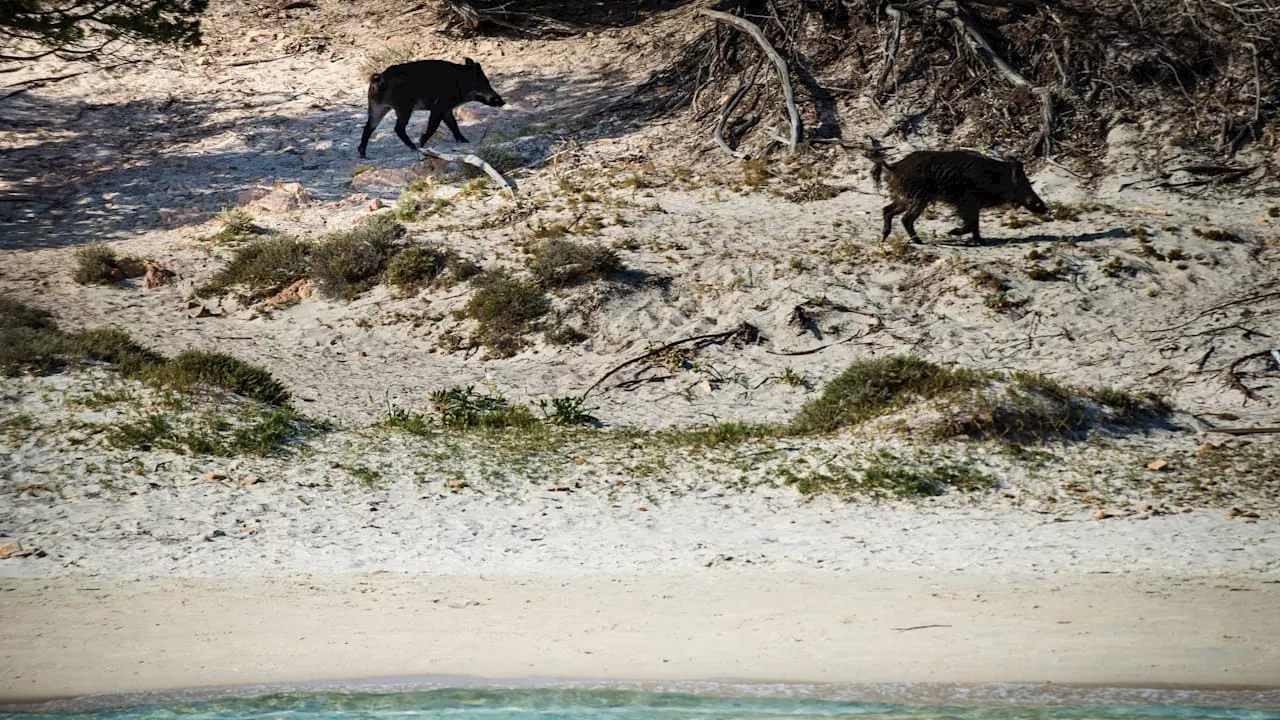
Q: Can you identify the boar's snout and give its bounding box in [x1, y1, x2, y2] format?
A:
[486, 93, 506, 107]
[1024, 192, 1048, 215]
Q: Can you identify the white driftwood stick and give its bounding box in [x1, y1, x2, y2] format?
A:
[699, 8, 801, 153]
[420, 148, 517, 192]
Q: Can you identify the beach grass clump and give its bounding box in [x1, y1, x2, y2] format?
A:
[207, 208, 263, 243]
[665, 421, 781, 448]
[73, 243, 143, 286]
[199, 235, 309, 298]
[107, 405, 308, 456]
[385, 244, 479, 295]
[429, 385, 539, 430]
[528, 239, 623, 288]
[536, 395, 598, 426]
[1, 296, 291, 407]
[783, 452, 997, 499]
[2, 298, 164, 376]
[308, 215, 405, 299]
[790, 356, 986, 435]
[462, 270, 551, 357]
[73, 243, 121, 285]
[357, 43, 416, 81]
[145, 349, 291, 407]
[1090, 385, 1171, 424]
[473, 141, 525, 174]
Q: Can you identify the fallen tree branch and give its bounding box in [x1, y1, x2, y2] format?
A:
[420, 147, 517, 192]
[1206, 426, 1280, 435]
[583, 323, 760, 397]
[1222, 349, 1275, 402]
[699, 9, 801, 153]
[714, 60, 762, 159]
[227, 53, 300, 68]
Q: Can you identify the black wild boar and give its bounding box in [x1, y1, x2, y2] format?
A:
[865, 149, 1048, 244]
[357, 57, 506, 158]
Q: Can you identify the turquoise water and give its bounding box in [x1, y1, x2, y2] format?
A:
[4, 689, 1279, 720]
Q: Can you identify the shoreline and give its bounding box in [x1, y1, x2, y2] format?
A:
[6, 678, 1280, 714]
[3, 570, 1278, 705]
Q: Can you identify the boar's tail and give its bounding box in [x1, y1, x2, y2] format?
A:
[863, 148, 890, 190]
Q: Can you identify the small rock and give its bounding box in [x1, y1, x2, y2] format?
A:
[266, 278, 314, 307]
[240, 182, 312, 213]
[446, 479, 467, 489]
[0, 538, 24, 559]
[203, 472, 228, 482]
[1147, 459, 1168, 471]
[1094, 509, 1115, 520]
[573, 457, 586, 465]
[365, 198, 384, 211]
[143, 260, 177, 289]
[238, 476, 262, 487]
[203, 529, 226, 541]
[189, 304, 218, 319]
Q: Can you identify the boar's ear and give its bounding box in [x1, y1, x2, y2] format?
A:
[464, 57, 477, 67]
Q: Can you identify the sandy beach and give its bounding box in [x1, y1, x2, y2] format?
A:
[3, 0, 1280, 706]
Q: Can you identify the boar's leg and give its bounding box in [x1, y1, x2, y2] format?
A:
[900, 200, 926, 243]
[881, 202, 901, 242]
[947, 197, 982, 244]
[392, 106, 422, 153]
[358, 103, 392, 158]
[417, 110, 446, 147]
[441, 109, 470, 143]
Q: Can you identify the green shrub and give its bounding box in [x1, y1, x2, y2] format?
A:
[309, 215, 404, 299]
[528, 239, 623, 288]
[1, 298, 163, 377]
[385, 244, 478, 294]
[200, 235, 309, 298]
[73, 243, 130, 285]
[537, 396, 598, 426]
[790, 356, 985, 434]
[149, 350, 290, 407]
[463, 270, 551, 357]
[207, 208, 262, 243]
[429, 385, 538, 429]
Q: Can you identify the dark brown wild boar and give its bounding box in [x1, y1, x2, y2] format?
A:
[865, 149, 1048, 244]
[357, 58, 505, 159]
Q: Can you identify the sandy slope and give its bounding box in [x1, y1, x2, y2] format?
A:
[2, 0, 1280, 703]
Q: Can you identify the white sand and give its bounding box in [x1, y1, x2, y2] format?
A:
[2, 1, 1279, 704]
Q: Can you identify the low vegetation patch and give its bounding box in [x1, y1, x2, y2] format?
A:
[1, 296, 291, 407]
[385, 244, 479, 295]
[308, 215, 404, 299]
[146, 350, 290, 407]
[73, 243, 144, 286]
[528, 239, 624, 288]
[462, 270, 551, 357]
[790, 356, 986, 434]
[207, 208, 263, 243]
[429, 385, 539, 430]
[199, 235, 309, 298]
[790, 356, 1170, 441]
[105, 405, 308, 457]
[783, 451, 997, 499]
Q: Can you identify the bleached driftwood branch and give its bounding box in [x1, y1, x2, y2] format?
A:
[699, 8, 801, 153]
[421, 148, 517, 192]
